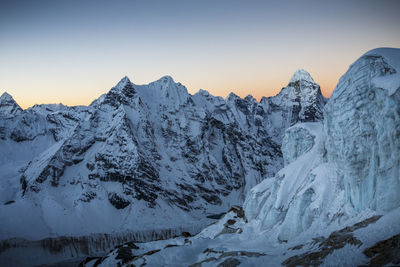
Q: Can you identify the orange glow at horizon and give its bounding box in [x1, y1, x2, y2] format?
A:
[9, 71, 339, 110]
[1, 1, 399, 110]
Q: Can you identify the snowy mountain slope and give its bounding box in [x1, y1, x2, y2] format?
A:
[0, 69, 326, 247]
[0, 95, 89, 208]
[86, 47, 400, 266]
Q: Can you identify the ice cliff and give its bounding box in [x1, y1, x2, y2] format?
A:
[325, 48, 400, 212]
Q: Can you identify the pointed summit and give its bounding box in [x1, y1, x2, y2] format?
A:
[115, 76, 132, 90]
[157, 75, 175, 83]
[267, 69, 327, 126]
[150, 75, 176, 88]
[0, 91, 22, 117]
[289, 69, 315, 84]
[226, 92, 240, 101]
[0, 92, 13, 101]
[95, 76, 136, 108]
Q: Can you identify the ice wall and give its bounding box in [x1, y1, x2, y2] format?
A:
[324, 48, 400, 212]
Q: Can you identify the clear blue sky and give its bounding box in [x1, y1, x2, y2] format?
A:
[1, 0, 399, 107]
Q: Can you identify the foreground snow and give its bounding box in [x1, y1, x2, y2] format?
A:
[81, 207, 400, 266]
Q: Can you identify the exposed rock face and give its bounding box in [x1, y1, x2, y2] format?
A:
[282, 216, 382, 267]
[363, 233, 400, 266]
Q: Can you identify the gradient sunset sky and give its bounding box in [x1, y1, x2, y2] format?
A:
[1, 0, 399, 108]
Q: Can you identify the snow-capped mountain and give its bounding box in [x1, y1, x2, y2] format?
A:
[0, 92, 22, 119]
[83, 48, 400, 266]
[0, 66, 325, 264]
[260, 69, 327, 137]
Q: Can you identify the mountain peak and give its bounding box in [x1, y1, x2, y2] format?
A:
[197, 89, 210, 96]
[244, 94, 256, 102]
[289, 69, 315, 84]
[115, 76, 132, 90]
[0, 91, 13, 101]
[155, 75, 175, 85]
[226, 92, 239, 101]
[0, 91, 22, 116]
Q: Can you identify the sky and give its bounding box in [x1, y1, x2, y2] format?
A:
[0, 0, 399, 108]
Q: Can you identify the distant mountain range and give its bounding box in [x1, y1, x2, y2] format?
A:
[0, 66, 326, 246]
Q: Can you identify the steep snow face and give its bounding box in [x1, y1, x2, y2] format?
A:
[325, 47, 400, 212]
[243, 123, 335, 241]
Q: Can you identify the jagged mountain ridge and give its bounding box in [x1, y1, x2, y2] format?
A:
[0, 69, 326, 241]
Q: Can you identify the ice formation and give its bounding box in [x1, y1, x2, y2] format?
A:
[325, 48, 400, 212]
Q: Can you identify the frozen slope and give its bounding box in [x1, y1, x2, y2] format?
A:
[243, 122, 338, 242]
